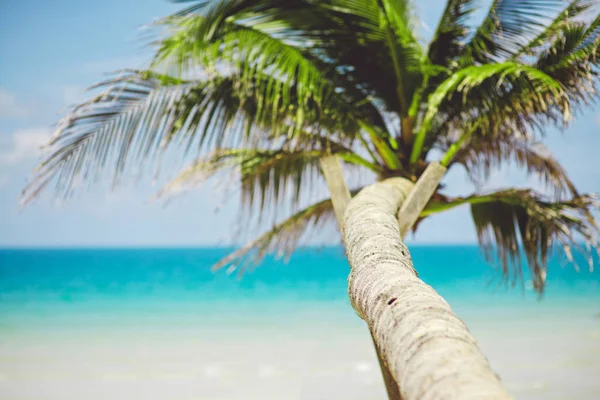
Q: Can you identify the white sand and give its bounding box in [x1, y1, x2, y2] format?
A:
[1, 308, 599, 399]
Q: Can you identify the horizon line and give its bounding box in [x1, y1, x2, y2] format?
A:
[0, 242, 481, 250]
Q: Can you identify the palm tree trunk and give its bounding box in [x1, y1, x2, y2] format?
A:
[320, 156, 402, 399]
[343, 177, 513, 400]
[371, 332, 403, 400]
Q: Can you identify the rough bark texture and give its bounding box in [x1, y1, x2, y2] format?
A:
[371, 333, 403, 400]
[320, 155, 402, 400]
[397, 162, 447, 239]
[344, 178, 513, 400]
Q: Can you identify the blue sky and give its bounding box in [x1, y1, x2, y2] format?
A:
[1, 0, 599, 247]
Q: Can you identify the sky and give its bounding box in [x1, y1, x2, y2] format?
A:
[0, 0, 599, 247]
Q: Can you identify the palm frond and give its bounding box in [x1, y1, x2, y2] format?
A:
[166, 0, 318, 41]
[154, 14, 349, 138]
[211, 195, 340, 275]
[169, 0, 213, 18]
[459, 0, 568, 65]
[164, 0, 423, 152]
[512, 0, 594, 60]
[472, 190, 599, 293]
[375, 0, 424, 116]
[410, 62, 567, 164]
[536, 15, 600, 106]
[157, 1, 408, 129]
[452, 134, 578, 198]
[21, 67, 352, 205]
[427, 0, 477, 66]
[250, 0, 425, 115]
[424, 12, 599, 159]
[22, 70, 206, 204]
[155, 144, 372, 217]
[424, 189, 599, 294]
[430, 64, 578, 162]
[537, 15, 600, 70]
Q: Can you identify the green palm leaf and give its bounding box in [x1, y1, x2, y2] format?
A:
[536, 14, 600, 106]
[22, 66, 361, 205]
[423, 190, 600, 293]
[427, 0, 477, 66]
[22, 70, 203, 204]
[511, 0, 594, 60]
[410, 62, 567, 164]
[458, 0, 567, 65]
[211, 195, 341, 274]
[155, 145, 374, 217]
[375, 0, 423, 116]
[154, 16, 346, 138]
[452, 134, 578, 198]
[161, 0, 416, 117]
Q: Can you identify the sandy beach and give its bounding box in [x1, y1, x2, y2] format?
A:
[1, 302, 599, 400]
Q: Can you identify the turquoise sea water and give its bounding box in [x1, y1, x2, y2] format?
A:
[1, 246, 599, 311]
[1, 246, 599, 399]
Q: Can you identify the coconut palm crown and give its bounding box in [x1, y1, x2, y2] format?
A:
[23, 0, 600, 292]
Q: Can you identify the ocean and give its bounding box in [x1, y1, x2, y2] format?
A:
[1, 246, 599, 399]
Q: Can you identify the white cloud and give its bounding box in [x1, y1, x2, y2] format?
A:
[0, 128, 50, 165]
[0, 88, 28, 118]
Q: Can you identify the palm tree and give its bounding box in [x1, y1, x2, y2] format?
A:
[23, 0, 600, 397]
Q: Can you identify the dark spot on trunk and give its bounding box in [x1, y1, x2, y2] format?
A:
[387, 297, 397, 305]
